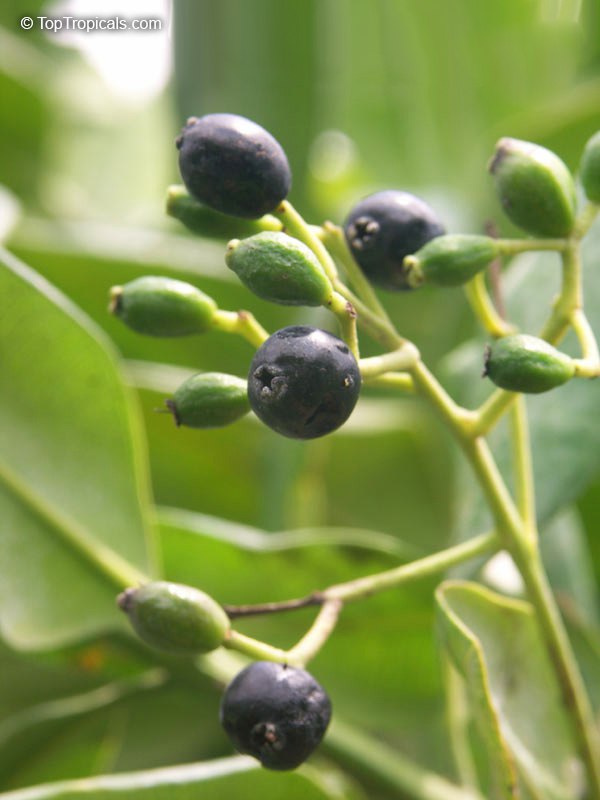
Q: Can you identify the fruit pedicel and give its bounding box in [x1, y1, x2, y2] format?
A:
[110, 113, 600, 781]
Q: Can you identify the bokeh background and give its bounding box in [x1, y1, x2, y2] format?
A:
[2, 0, 600, 797]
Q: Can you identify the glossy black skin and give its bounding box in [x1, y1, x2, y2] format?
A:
[247, 326, 361, 439]
[220, 661, 332, 770]
[176, 113, 291, 219]
[344, 190, 445, 290]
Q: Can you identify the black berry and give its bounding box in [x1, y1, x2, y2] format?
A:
[344, 190, 445, 291]
[247, 326, 361, 439]
[220, 661, 332, 771]
[176, 113, 291, 219]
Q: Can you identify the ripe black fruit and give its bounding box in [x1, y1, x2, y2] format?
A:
[344, 190, 445, 291]
[220, 661, 332, 770]
[247, 326, 361, 439]
[176, 113, 291, 219]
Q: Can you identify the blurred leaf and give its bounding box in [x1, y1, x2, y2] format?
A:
[436, 581, 580, 800]
[0, 755, 353, 800]
[0, 671, 169, 789]
[539, 507, 600, 628]
[0, 248, 157, 650]
[173, 0, 596, 224]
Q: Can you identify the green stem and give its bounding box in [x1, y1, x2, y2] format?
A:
[363, 371, 415, 392]
[275, 200, 338, 284]
[496, 237, 568, 255]
[325, 718, 484, 800]
[410, 360, 474, 433]
[462, 438, 600, 798]
[333, 278, 403, 348]
[321, 221, 394, 324]
[509, 397, 536, 538]
[572, 308, 600, 364]
[328, 291, 360, 358]
[286, 599, 343, 666]
[0, 460, 150, 589]
[276, 201, 403, 349]
[223, 533, 497, 664]
[470, 388, 517, 437]
[464, 272, 515, 338]
[359, 343, 420, 378]
[323, 531, 498, 603]
[403, 356, 600, 794]
[539, 243, 582, 345]
[166, 185, 282, 237]
[211, 309, 268, 347]
[194, 648, 483, 800]
[517, 550, 600, 797]
[224, 602, 342, 668]
[223, 629, 288, 662]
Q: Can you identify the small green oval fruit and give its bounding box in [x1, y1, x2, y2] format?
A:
[166, 372, 250, 429]
[580, 131, 600, 204]
[225, 231, 332, 307]
[109, 276, 217, 337]
[489, 138, 576, 238]
[404, 235, 501, 288]
[117, 581, 230, 654]
[483, 334, 575, 394]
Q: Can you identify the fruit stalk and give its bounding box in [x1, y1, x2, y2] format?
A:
[460, 436, 600, 798]
[211, 309, 269, 347]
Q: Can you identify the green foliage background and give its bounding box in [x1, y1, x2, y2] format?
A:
[1, 1, 600, 798]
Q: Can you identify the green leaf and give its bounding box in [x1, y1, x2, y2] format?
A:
[539, 507, 600, 628]
[0, 248, 157, 650]
[436, 580, 580, 800]
[0, 756, 350, 800]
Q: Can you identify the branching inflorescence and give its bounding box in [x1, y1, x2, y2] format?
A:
[108, 112, 600, 792]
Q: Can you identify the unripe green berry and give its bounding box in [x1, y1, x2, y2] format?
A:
[225, 232, 332, 307]
[166, 372, 250, 429]
[404, 234, 501, 288]
[166, 185, 281, 239]
[109, 276, 217, 337]
[489, 138, 576, 238]
[580, 131, 600, 204]
[117, 581, 230, 654]
[483, 334, 575, 394]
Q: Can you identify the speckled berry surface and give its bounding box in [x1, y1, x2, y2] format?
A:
[247, 326, 361, 439]
[177, 113, 291, 219]
[344, 190, 445, 290]
[220, 661, 332, 770]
